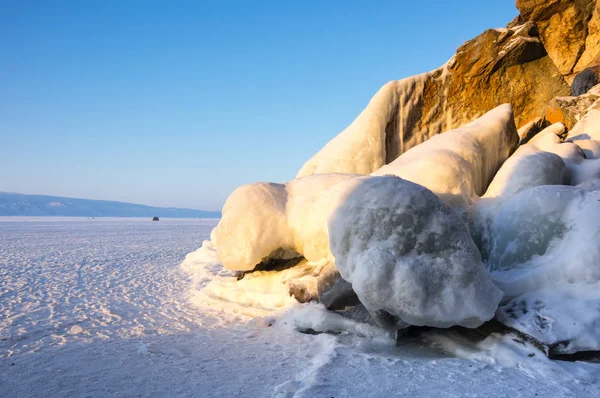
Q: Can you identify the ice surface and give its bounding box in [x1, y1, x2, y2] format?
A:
[0, 218, 218, 354]
[3, 218, 600, 396]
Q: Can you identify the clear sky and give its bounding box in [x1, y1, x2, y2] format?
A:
[1, 1, 518, 211]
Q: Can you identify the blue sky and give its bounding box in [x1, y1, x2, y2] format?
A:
[0, 1, 518, 211]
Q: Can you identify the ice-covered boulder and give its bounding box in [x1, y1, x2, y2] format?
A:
[474, 137, 568, 259]
[517, 116, 549, 144]
[214, 173, 358, 271]
[488, 181, 600, 353]
[489, 181, 600, 293]
[474, 122, 599, 258]
[327, 175, 503, 329]
[527, 122, 600, 185]
[215, 105, 520, 323]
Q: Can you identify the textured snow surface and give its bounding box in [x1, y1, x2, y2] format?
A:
[182, 240, 600, 397]
[3, 218, 600, 397]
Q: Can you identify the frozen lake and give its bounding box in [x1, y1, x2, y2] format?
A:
[2, 217, 600, 397]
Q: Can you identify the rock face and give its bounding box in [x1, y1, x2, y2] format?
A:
[516, 0, 600, 78]
[297, 22, 568, 177]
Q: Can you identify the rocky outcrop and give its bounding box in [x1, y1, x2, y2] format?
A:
[297, 22, 568, 177]
[516, 0, 600, 78]
[567, 86, 600, 141]
[547, 84, 600, 130]
[440, 23, 568, 129]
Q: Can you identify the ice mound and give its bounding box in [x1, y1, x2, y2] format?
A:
[216, 105, 518, 273]
[487, 181, 600, 353]
[191, 90, 600, 353]
[210, 105, 518, 330]
[489, 181, 600, 291]
[213, 173, 357, 271]
[327, 175, 503, 329]
[373, 104, 519, 214]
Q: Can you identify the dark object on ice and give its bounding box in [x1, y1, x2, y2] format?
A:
[287, 264, 355, 308]
[236, 256, 305, 280]
[571, 67, 599, 96]
[389, 318, 600, 362]
[152, 217, 159, 221]
[298, 328, 341, 336]
[319, 278, 360, 310]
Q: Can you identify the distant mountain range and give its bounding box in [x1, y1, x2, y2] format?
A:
[0, 192, 221, 218]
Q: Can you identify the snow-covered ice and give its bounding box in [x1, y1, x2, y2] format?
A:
[3, 217, 600, 397]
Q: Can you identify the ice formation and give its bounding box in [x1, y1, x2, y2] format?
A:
[213, 173, 357, 271]
[296, 73, 435, 177]
[207, 28, 600, 352]
[214, 106, 520, 330]
[487, 181, 600, 353]
[372, 104, 519, 214]
[326, 175, 503, 329]
[467, 110, 600, 353]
